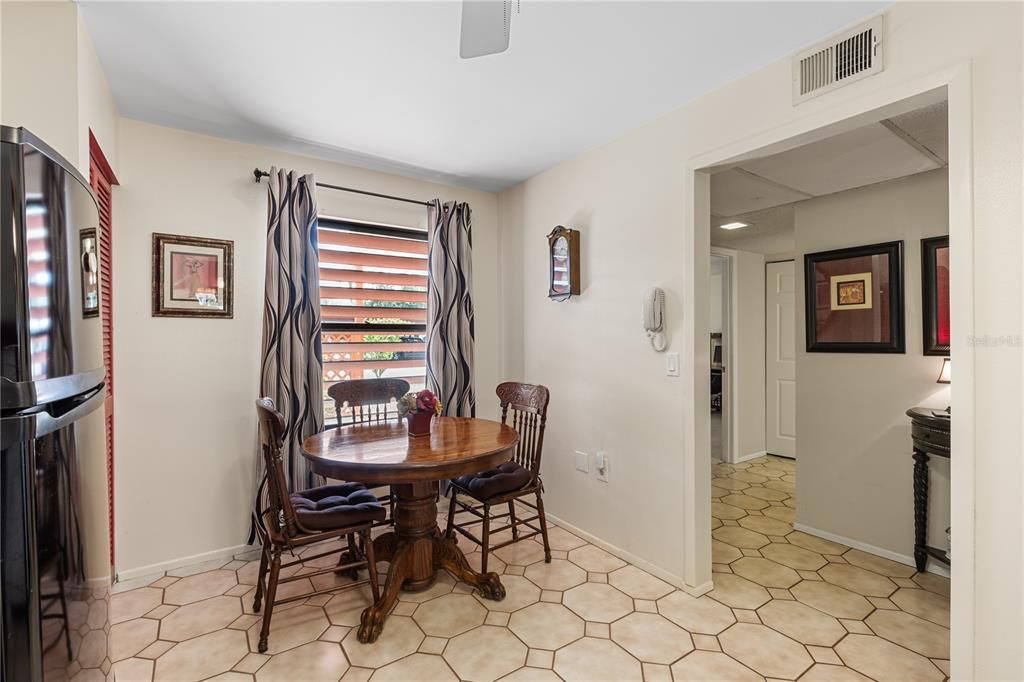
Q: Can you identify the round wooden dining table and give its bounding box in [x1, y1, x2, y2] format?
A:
[301, 416, 518, 643]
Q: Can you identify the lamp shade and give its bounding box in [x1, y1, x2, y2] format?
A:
[937, 357, 951, 384]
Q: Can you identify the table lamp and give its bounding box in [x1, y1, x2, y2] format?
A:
[936, 357, 951, 415]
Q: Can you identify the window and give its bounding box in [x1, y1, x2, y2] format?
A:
[318, 217, 428, 422]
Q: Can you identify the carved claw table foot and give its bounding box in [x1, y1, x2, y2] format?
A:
[436, 535, 505, 600]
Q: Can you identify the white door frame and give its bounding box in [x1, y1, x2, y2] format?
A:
[710, 247, 738, 463]
[681, 64, 975, 677]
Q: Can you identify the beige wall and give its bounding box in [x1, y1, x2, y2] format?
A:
[1, 0, 120, 176]
[76, 14, 119, 173]
[1, 2, 80, 165]
[112, 119, 502, 575]
[733, 249, 767, 460]
[498, 3, 1021, 677]
[794, 169, 950, 560]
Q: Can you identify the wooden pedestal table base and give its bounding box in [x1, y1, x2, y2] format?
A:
[301, 417, 519, 643]
[358, 481, 505, 642]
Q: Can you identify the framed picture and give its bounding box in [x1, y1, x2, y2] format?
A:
[804, 240, 904, 353]
[922, 235, 950, 356]
[80, 228, 99, 318]
[152, 232, 233, 318]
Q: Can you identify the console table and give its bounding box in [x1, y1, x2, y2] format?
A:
[906, 407, 951, 571]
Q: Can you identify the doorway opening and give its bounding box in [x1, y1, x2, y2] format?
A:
[696, 90, 955, 672]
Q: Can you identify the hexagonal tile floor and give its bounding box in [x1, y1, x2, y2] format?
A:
[105, 456, 948, 681]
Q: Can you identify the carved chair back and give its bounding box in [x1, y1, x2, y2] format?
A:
[255, 397, 299, 537]
[328, 379, 410, 427]
[496, 382, 550, 477]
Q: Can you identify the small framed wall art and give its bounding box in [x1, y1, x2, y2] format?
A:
[80, 228, 99, 318]
[152, 232, 234, 318]
[921, 235, 950, 356]
[547, 225, 580, 301]
[803, 240, 904, 353]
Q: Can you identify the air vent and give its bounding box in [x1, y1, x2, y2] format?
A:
[793, 16, 883, 104]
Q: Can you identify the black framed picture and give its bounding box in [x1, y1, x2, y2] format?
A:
[804, 240, 905, 353]
[921, 235, 950, 356]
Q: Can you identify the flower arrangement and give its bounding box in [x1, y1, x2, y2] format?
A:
[397, 389, 443, 417]
[399, 390, 443, 437]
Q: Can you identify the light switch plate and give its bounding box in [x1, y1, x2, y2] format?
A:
[575, 451, 589, 473]
[666, 352, 680, 377]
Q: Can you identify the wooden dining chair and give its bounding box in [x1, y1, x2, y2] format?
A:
[445, 382, 552, 572]
[252, 398, 384, 653]
[328, 378, 411, 426]
[327, 378, 410, 522]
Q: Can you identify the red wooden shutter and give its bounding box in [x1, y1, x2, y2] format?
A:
[318, 219, 428, 421]
[89, 132, 118, 568]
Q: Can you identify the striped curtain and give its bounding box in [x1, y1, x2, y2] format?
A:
[259, 168, 323, 490]
[426, 200, 476, 417]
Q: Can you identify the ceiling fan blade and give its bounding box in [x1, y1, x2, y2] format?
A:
[459, 0, 512, 59]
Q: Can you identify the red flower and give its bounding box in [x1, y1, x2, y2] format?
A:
[415, 389, 438, 413]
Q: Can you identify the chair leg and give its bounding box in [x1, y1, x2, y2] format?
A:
[363, 529, 380, 602]
[445, 488, 458, 540]
[508, 501, 519, 541]
[480, 504, 491, 574]
[257, 547, 282, 654]
[536, 491, 552, 563]
[252, 546, 270, 613]
[345, 535, 361, 581]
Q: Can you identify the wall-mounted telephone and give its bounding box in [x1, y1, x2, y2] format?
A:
[644, 287, 667, 351]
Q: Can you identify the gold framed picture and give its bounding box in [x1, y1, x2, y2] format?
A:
[830, 272, 872, 310]
[152, 232, 234, 318]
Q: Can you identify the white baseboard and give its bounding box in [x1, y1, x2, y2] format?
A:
[116, 519, 721, 597]
[792, 523, 950, 577]
[545, 513, 710, 595]
[733, 450, 767, 464]
[116, 543, 255, 582]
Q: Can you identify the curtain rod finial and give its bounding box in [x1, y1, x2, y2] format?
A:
[254, 168, 266, 183]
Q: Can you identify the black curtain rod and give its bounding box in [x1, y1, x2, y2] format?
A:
[253, 168, 432, 208]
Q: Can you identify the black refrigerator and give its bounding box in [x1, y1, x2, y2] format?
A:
[1, 127, 110, 681]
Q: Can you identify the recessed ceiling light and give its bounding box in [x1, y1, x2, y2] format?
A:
[719, 221, 749, 230]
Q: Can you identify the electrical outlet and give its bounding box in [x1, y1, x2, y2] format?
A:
[575, 451, 589, 473]
[595, 450, 609, 482]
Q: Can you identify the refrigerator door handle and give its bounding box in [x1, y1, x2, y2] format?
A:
[35, 384, 105, 437]
[1, 384, 106, 446]
[1, 368, 106, 414]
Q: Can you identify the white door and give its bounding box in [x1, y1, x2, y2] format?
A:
[766, 261, 797, 458]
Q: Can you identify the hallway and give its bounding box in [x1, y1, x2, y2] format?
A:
[710, 455, 950, 679]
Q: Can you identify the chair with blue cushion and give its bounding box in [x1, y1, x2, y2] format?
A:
[252, 397, 384, 653]
[444, 382, 552, 572]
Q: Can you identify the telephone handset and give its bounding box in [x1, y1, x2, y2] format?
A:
[644, 288, 667, 352]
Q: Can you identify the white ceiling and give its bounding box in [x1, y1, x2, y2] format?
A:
[711, 204, 796, 253]
[80, 1, 887, 192]
[710, 100, 948, 253]
[711, 99, 947, 230]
